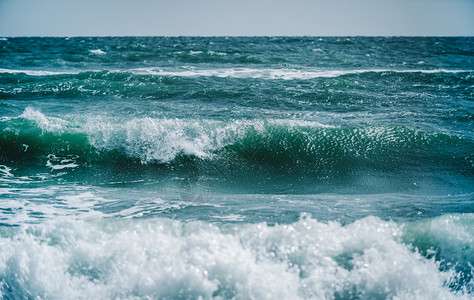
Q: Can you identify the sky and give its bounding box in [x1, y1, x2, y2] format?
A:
[0, 0, 473, 36]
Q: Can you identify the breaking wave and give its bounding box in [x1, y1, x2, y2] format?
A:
[1, 108, 471, 179]
[0, 214, 472, 299]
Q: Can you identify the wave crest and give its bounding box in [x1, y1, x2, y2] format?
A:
[1, 108, 471, 181]
[1, 67, 471, 79]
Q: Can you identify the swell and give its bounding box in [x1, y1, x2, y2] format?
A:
[1, 109, 472, 179]
[1, 68, 471, 100]
[1, 67, 471, 77]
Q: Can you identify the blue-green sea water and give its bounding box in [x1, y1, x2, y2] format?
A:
[0, 37, 473, 299]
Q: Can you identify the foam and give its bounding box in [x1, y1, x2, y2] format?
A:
[0, 215, 470, 299]
[172, 50, 227, 56]
[130, 67, 473, 80]
[20, 107, 68, 134]
[212, 214, 245, 222]
[0, 187, 106, 225]
[403, 214, 474, 271]
[1, 67, 471, 79]
[0, 68, 80, 76]
[46, 155, 79, 170]
[0, 165, 14, 178]
[189, 50, 204, 55]
[15, 108, 330, 163]
[207, 50, 227, 56]
[0, 165, 33, 185]
[84, 116, 236, 163]
[89, 49, 106, 55]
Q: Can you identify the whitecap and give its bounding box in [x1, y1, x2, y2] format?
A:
[0, 68, 75, 76]
[0, 67, 471, 78]
[0, 68, 81, 76]
[0, 215, 469, 299]
[207, 50, 227, 56]
[89, 49, 106, 55]
[10, 108, 343, 164]
[213, 214, 245, 221]
[189, 50, 203, 55]
[130, 67, 473, 80]
[20, 107, 68, 134]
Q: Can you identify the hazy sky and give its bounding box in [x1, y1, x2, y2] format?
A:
[1, 0, 473, 36]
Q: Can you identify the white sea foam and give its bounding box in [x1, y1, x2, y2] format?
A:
[207, 50, 227, 56]
[0, 187, 106, 225]
[0, 215, 470, 299]
[0, 165, 34, 184]
[84, 117, 236, 163]
[1, 67, 471, 78]
[46, 155, 79, 170]
[83, 116, 340, 163]
[131, 67, 473, 80]
[0, 68, 80, 76]
[189, 50, 204, 55]
[0, 165, 14, 178]
[0, 116, 12, 122]
[213, 214, 245, 221]
[20, 107, 68, 134]
[15, 108, 242, 163]
[89, 49, 106, 55]
[403, 214, 474, 270]
[14, 108, 242, 163]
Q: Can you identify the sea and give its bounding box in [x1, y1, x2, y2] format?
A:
[0, 36, 472, 299]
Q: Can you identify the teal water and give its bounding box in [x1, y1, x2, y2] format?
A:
[0, 37, 473, 299]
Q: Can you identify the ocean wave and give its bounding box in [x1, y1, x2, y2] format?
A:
[2, 108, 334, 164]
[132, 68, 473, 80]
[1, 108, 471, 180]
[0, 67, 471, 79]
[0, 68, 82, 76]
[0, 214, 471, 299]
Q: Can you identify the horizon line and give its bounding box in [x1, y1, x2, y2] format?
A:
[1, 35, 473, 38]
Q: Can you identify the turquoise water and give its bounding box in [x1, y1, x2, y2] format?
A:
[0, 37, 473, 299]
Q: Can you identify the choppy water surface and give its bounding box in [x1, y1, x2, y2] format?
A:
[0, 37, 473, 299]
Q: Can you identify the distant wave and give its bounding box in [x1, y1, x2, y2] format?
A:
[0, 67, 471, 79]
[132, 68, 473, 80]
[0, 68, 82, 76]
[89, 49, 106, 55]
